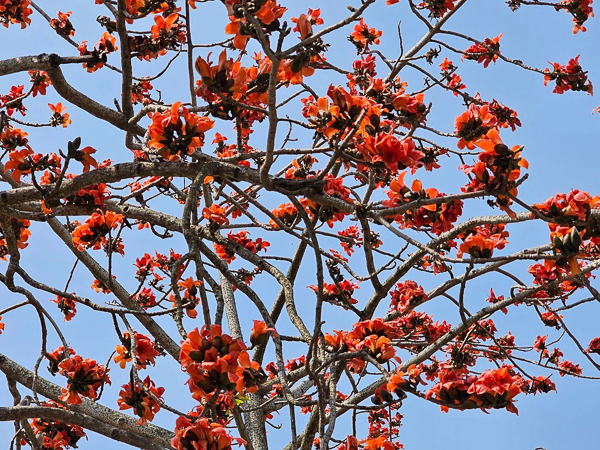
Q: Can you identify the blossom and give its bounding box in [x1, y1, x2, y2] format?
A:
[49, 11, 75, 37]
[117, 376, 164, 424]
[171, 415, 245, 450]
[28, 70, 51, 97]
[390, 281, 427, 314]
[58, 355, 110, 405]
[587, 337, 600, 354]
[148, 102, 214, 160]
[51, 295, 77, 321]
[49, 102, 71, 128]
[71, 210, 123, 251]
[0, 0, 33, 28]
[462, 34, 502, 68]
[31, 401, 86, 450]
[349, 19, 382, 50]
[114, 331, 160, 369]
[544, 56, 593, 95]
[249, 320, 278, 347]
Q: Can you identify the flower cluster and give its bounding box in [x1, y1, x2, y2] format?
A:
[416, 0, 458, 18]
[171, 277, 203, 318]
[148, 102, 214, 160]
[349, 19, 382, 51]
[440, 58, 466, 96]
[544, 56, 593, 95]
[71, 210, 124, 252]
[30, 401, 87, 450]
[390, 281, 428, 314]
[180, 325, 266, 401]
[460, 128, 528, 217]
[0, 218, 31, 259]
[0, 0, 32, 28]
[49, 11, 75, 37]
[462, 34, 502, 68]
[129, 12, 186, 61]
[425, 366, 524, 413]
[78, 32, 118, 73]
[309, 280, 360, 307]
[456, 224, 509, 259]
[214, 230, 270, 264]
[58, 354, 111, 405]
[29, 70, 52, 96]
[223, 0, 286, 51]
[1, 84, 27, 115]
[51, 295, 77, 322]
[355, 134, 424, 175]
[561, 0, 594, 33]
[383, 172, 464, 234]
[171, 414, 245, 450]
[117, 376, 165, 425]
[114, 331, 160, 369]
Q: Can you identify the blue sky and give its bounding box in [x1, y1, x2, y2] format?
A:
[1, 0, 599, 449]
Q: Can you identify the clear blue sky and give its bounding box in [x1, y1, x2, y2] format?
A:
[1, 1, 599, 449]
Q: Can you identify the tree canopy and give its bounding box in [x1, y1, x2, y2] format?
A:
[0, 1, 599, 450]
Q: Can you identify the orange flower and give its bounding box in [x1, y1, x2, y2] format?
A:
[249, 320, 278, 347]
[0, 0, 33, 28]
[114, 331, 160, 369]
[31, 401, 86, 448]
[148, 102, 214, 160]
[28, 70, 51, 97]
[171, 415, 245, 450]
[71, 210, 123, 251]
[51, 295, 77, 321]
[4, 148, 34, 182]
[349, 19, 382, 50]
[58, 355, 110, 405]
[544, 55, 593, 95]
[170, 277, 204, 319]
[49, 11, 75, 37]
[151, 12, 178, 39]
[48, 102, 71, 128]
[202, 203, 229, 226]
[454, 103, 496, 150]
[462, 34, 502, 68]
[195, 50, 248, 102]
[117, 376, 164, 425]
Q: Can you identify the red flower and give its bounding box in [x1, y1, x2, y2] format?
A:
[0, 0, 33, 29]
[71, 210, 123, 252]
[390, 281, 428, 314]
[349, 19, 382, 50]
[202, 204, 230, 226]
[28, 70, 51, 97]
[31, 401, 86, 450]
[49, 11, 75, 37]
[587, 337, 600, 354]
[48, 102, 71, 128]
[58, 355, 110, 405]
[114, 331, 160, 369]
[462, 34, 502, 68]
[171, 415, 245, 450]
[454, 103, 496, 150]
[51, 295, 77, 321]
[117, 376, 164, 425]
[249, 320, 277, 347]
[148, 102, 214, 160]
[561, 0, 594, 33]
[544, 56, 593, 95]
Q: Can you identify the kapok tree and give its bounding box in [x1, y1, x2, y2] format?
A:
[0, 0, 598, 449]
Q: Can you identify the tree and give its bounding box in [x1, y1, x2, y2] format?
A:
[0, 0, 598, 449]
